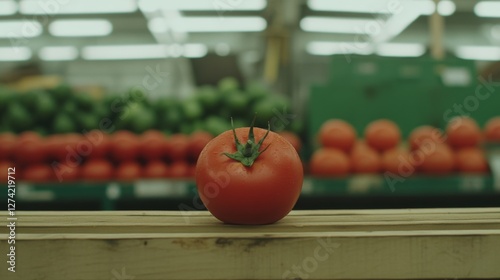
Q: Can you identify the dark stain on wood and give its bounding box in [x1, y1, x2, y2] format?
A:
[143, 240, 148, 246]
[244, 238, 272, 252]
[105, 239, 119, 251]
[215, 238, 234, 247]
[172, 239, 208, 249]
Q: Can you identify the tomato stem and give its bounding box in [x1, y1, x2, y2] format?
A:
[223, 117, 270, 167]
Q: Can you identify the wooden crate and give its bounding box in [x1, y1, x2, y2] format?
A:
[1, 208, 499, 280]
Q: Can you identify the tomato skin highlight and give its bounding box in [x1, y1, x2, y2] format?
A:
[195, 127, 303, 225]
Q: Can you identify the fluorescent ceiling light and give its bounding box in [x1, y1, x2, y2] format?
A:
[139, 0, 266, 12]
[20, 0, 137, 15]
[0, 20, 42, 38]
[171, 17, 266, 32]
[301, 17, 378, 34]
[0, 46, 31, 61]
[474, 1, 500, 18]
[82, 44, 168, 60]
[308, 0, 392, 13]
[376, 42, 425, 57]
[455, 46, 500, 61]
[437, 0, 456, 16]
[306, 41, 374, 56]
[39, 46, 78, 61]
[82, 44, 208, 60]
[183, 44, 208, 58]
[148, 17, 168, 33]
[309, 0, 453, 16]
[49, 19, 112, 37]
[0, 0, 17, 15]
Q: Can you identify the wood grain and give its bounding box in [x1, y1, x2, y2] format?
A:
[1, 208, 499, 280]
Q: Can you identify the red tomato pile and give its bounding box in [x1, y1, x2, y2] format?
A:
[310, 116, 495, 177]
[0, 130, 214, 183]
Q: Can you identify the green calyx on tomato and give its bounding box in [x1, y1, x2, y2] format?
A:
[223, 118, 270, 167]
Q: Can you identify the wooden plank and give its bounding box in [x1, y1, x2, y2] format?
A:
[1, 209, 499, 280]
[1, 234, 499, 280]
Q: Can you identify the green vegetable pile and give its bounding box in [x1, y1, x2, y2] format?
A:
[0, 77, 303, 136]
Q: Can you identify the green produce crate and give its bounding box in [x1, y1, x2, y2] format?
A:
[309, 55, 500, 143]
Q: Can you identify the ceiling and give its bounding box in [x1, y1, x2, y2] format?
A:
[0, 0, 499, 92]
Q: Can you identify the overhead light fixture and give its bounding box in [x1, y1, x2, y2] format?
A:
[455, 46, 500, 61]
[376, 42, 425, 57]
[171, 17, 266, 32]
[19, 0, 137, 15]
[39, 46, 78, 61]
[49, 19, 113, 37]
[82, 44, 168, 60]
[0, 0, 17, 15]
[474, 1, 500, 18]
[148, 17, 168, 33]
[183, 43, 208, 58]
[301, 17, 378, 34]
[0, 20, 42, 38]
[308, 0, 453, 16]
[437, 0, 456, 16]
[306, 41, 374, 56]
[0, 46, 32, 61]
[308, 0, 392, 13]
[139, 0, 266, 12]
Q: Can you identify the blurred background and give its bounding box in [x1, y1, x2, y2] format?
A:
[1, 0, 499, 210]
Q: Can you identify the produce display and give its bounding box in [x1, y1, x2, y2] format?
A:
[0, 129, 214, 183]
[0, 77, 303, 137]
[310, 116, 498, 177]
[0, 77, 306, 183]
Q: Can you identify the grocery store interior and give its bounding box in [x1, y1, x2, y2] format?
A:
[1, 0, 500, 211]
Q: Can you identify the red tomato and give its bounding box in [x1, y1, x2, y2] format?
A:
[14, 135, 47, 165]
[310, 148, 350, 177]
[142, 130, 165, 139]
[484, 117, 500, 142]
[18, 131, 40, 142]
[188, 164, 197, 178]
[318, 119, 357, 152]
[143, 161, 169, 178]
[115, 161, 142, 181]
[196, 127, 303, 225]
[0, 161, 14, 182]
[446, 116, 481, 149]
[165, 134, 189, 162]
[381, 148, 414, 176]
[85, 130, 110, 159]
[169, 161, 190, 178]
[81, 159, 114, 181]
[22, 164, 54, 183]
[455, 148, 488, 173]
[188, 131, 214, 162]
[365, 119, 401, 152]
[0, 133, 16, 161]
[110, 131, 139, 162]
[139, 131, 166, 161]
[52, 133, 83, 163]
[409, 126, 445, 151]
[419, 144, 455, 174]
[350, 144, 382, 173]
[278, 131, 302, 154]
